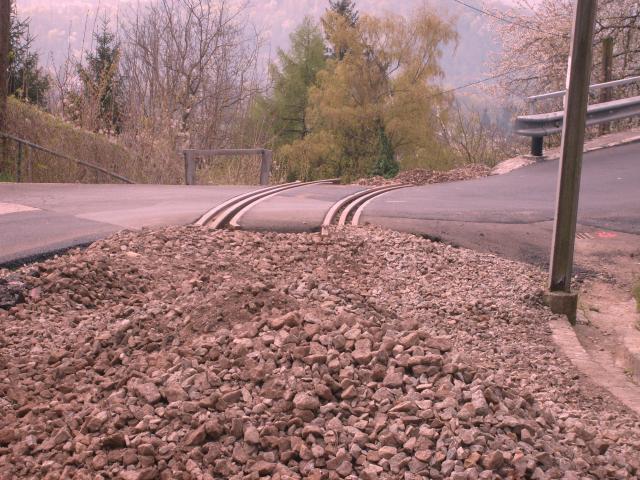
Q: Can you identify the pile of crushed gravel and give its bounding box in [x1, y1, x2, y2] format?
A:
[355, 165, 491, 187]
[1, 227, 639, 479]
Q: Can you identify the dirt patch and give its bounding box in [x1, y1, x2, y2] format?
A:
[355, 165, 491, 187]
[576, 281, 640, 384]
[0, 227, 639, 479]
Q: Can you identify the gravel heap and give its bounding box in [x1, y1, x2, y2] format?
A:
[355, 165, 491, 187]
[1, 227, 639, 479]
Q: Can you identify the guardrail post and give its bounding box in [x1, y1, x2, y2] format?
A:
[546, 0, 597, 324]
[531, 136, 544, 157]
[16, 141, 22, 182]
[184, 150, 196, 185]
[260, 149, 272, 186]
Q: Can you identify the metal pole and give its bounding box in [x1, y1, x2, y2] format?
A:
[546, 0, 598, 324]
[260, 150, 272, 186]
[16, 141, 22, 182]
[599, 37, 613, 135]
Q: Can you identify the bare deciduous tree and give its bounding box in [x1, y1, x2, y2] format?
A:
[490, 0, 640, 100]
[121, 0, 262, 151]
[438, 101, 520, 166]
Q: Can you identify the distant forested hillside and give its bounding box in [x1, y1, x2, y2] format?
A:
[22, 0, 508, 89]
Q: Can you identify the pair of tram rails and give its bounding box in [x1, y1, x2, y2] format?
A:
[195, 180, 411, 232]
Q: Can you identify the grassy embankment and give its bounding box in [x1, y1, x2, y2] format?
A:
[1, 99, 265, 185]
[1, 98, 142, 183]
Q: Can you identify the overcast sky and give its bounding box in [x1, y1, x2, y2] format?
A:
[16, 0, 527, 60]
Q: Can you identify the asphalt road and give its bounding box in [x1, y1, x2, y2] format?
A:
[363, 142, 640, 234]
[0, 184, 258, 266]
[240, 142, 640, 266]
[1, 142, 638, 268]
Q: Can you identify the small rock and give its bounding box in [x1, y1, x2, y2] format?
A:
[293, 392, 320, 411]
[482, 450, 504, 470]
[135, 383, 162, 404]
[184, 425, 206, 446]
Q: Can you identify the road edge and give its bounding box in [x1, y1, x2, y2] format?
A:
[549, 316, 640, 416]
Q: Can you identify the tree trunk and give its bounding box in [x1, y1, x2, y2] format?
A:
[0, 0, 10, 177]
[0, 0, 9, 132]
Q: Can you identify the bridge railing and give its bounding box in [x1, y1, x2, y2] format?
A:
[514, 76, 640, 157]
[0, 132, 134, 184]
[183, 149, 273, 186]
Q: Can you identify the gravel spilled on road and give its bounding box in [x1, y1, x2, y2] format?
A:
[1, 226, 639, 479]
[355, 165, 491, 187]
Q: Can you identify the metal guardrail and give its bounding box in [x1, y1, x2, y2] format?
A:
[516, 76, 640, 156]
[527, 75, 640, 103]
[0, 132, 134, 184]
[183, 148, 273, 186]
[516, 95, 640, 136]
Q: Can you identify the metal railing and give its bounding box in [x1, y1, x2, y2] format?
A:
[0, 132, 134, 184]
[183, 148, 273, 186]
[515, 76, 640, 156]
[527, 75, 640, 105]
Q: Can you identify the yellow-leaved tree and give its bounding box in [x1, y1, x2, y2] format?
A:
[279, 6, 457, 181]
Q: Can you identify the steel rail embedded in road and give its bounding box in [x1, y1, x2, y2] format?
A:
[322, 184, 413, 234]
[196, 179, 339, 229]
[338, 184, 411, 226]
[349, 185, 411, 226]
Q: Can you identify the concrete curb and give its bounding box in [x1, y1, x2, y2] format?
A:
[549, 317, 640, 415]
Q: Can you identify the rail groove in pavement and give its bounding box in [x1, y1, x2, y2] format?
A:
[322, 184, 412, 234]
[195, 179, 339, 229]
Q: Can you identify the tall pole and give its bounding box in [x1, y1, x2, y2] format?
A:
[546, 0, 598, 324]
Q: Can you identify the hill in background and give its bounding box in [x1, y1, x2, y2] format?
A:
[20, 0, 507, 92]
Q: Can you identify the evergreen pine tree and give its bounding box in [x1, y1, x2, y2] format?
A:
[371, 121, 399, 179]
[260, 17, 327, 147]
[8, 1, 50, 105]
[78, 18, 122, 133]
[329, 0, 359, 27]
[325, 0, 358, 60]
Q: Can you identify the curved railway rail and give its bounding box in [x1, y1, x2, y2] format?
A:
[194, 179, 413, 231]
[321, 184, 411, 234]
[195, 179, 339, 228]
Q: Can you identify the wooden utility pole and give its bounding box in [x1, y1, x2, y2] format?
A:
[545, 0, 598, 324]
[599, 37, 614, 135]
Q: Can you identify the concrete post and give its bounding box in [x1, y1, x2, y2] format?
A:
[260, 150, 273, 186]
[547, 0, 598, 324]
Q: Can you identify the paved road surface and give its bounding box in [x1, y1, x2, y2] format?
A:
[0, 184, 258, 266]
[241, 142, 640, 266]
[360, 142, 640, 265]
[1, 142, 638, 267]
